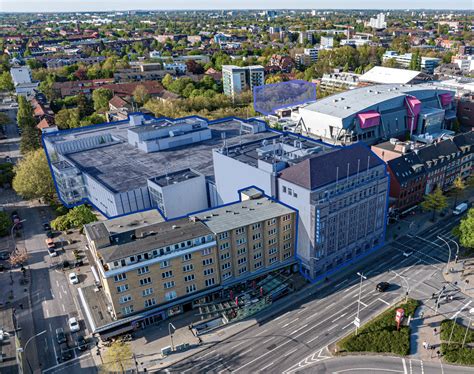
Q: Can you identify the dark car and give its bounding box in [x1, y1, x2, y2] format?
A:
[43, 223, 51, 231]
[376, 282, 390, 292]
[55, 328, 67, 344]
[0, 251, 10, 260]
[59, 342, 72, 361]
[46, 230, 54, 238]
[75, 335, 87, 351]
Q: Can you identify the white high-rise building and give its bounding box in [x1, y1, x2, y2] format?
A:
[368, 13, 387, 29]
[222, 65, 265, 98]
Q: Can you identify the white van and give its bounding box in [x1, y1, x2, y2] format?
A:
[453, 202, 468, 215]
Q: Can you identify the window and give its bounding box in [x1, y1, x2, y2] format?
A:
[202, 248, 212, 256]
[160, 260, 170, 269]
[142, 287, 153, 297]
[183, 253, 192, 262]
[205, 278, 216, 287]
[114, 273, 127, 282]
[282, 186, 287, 193]
[164, 281, 175, 289]
[237, 247, 246, 255]
[283, 242, 292, 250]
[220, 252, 230, 260]
[219, 242, 230, 250]
[162, 270, 173, 279]
[218, 232, 229, 240]
[204, 268, 214, 276]
[119, 295, 132, 304]
[183, 264, 194, 272]
[252, 233, 261, 240]
[269, 256, 278, 264]
[238, 266, 247, 275]
[284, 252, 292, 260]
[252, 223, 261, 230]
[139, 277, 152, 286]
[222, 262, 231, 270]
[253, 242, 262, 250]
[267, 218, 276, 225]
[137, 266, 149, 275]
[222, 272, 232, 280]
[144, 298, 156, 308]
[116, 284, 129, 293]
[254, 261, 262, 269]
[268, 238, 277, 245]
[268, 228, 277, 236]
[235, 227, 245, 235]
[238, 257, 247, 265]
[268, 247, 277, 255]
[202, 258, 213, 266]
[283, 233, 292, 241]
[236, 237, 246, 246]
[122, 305, 134, 315]
[165, 291, 177, 301]
[253, 252, 262, 260]
[184, 274, 195, 282]
[186, 284, 197, 294]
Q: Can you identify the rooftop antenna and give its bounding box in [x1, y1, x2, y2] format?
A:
[356, 158, 360, 183]
[221, 132, 227, 155]
[165, 163, 171, 186]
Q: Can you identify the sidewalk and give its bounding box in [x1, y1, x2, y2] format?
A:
[410, 303, 445, 362]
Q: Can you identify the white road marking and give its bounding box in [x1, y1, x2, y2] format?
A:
[233, 340, 292, 372]
[331, 313, 347, 323]
[359, 300, 368, 307]
[283, 348, 298, 357]
[45, 308, 49, 318]
[290, 323, 308, 335]
[255, 329, 268, 336]
[259, 362, 274, 372]
[327, 324, 337, 331]
[306, 335, 319, 344]
[240, 348, 253, 356]
[274, 311, 290, 321]
[200, 350, 215, 358]
[56, 280, 59, 287]
[334, 278, 348, 288]
[58, 292, 62, 300]
[230, 341, 246, 350]
[62, 304, 65, 312]
[48, 323, 52, 332]
[451, 300, 472, 319]
[402, 358, 408, 374]
[281, 318, 299, 328]
[260, 337, 274, 345]
[378, 298, 390, 306]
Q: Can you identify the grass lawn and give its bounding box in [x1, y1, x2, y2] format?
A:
[440, 319, 474, 365]
[336, 299, 419, 356]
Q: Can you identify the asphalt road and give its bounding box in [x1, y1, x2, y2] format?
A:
[294, 355, 474, 374]
[165, 215, 472, 374]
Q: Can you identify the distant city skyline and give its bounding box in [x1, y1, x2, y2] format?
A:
[1, 1, 472, 12]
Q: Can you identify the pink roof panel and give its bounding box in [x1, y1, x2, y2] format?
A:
[358, 111, 380, 129]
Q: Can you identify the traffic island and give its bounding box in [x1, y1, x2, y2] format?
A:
[335, 299, 419, 356]
[440, 319, 474, 365]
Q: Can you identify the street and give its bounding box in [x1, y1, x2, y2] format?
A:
[165, 215, 472, 373]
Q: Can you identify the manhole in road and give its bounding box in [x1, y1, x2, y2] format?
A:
[267, 344, 277, 350]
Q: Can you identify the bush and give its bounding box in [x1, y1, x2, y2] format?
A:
[0, 211, 10, 237]
[440, 319, 474, 344]
[338, 299, 419, 356]
[441, 343, 474, 365]
[440, 319, 474, 365]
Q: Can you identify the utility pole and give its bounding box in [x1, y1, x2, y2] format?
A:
[438, 235, 452, 275]
[168, 322, 176, 351]
[355, 272, 367, 335]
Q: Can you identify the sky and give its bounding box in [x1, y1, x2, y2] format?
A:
[1, 1, 473, 12]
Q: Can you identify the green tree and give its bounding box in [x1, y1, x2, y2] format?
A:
[161, 73, 174, 89]
[50, 205, 97, 231]
[100, 341, 133, 373]
[77, 93, 93, 118]
[80, 113, 106, 127]
[0, 162, 14, 187]
[17, 96, 40, 154]
[0, 112, 10, 126]
[0, 211, 10, 237]
[12, 149, 56, 201]
[452, 176, 466, 208]
[132, 84, 150, 106]
[421, 187, 448, 221]
[55, 108, 80, 129]
[458, 208, 474, 249]
[92, 88, 113, 111]
[0, 71, 13, 91]
[17, 96, 36, 129]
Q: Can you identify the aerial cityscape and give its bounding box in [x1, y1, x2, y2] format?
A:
[0, 3, 473, 374]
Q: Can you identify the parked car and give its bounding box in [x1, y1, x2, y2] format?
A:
[376, 282, 390, 292]
[0, 251, 10, 260]
[55, 328, 66, 344]
[75, 335, 87, 351]
[46, 238, 55, 249]
[47, 247, 57, 257]
[69, 272, 79, 284]
[46, 230, 54, 239]
[5, 155, 12, 163]
[59, 342, 72, 361]
[68, 317, 80, 332]
[43, 223, 51, 231]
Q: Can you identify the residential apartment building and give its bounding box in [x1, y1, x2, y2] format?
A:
[82, 189, 297, 335]
[382, 51, 441, 74]
[10, 66, 39, 96]
[222, 65, 264, 98]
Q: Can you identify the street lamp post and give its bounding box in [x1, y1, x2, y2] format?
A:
[390, 270, 410, 302]
[438, 235, 452, 275]
[168, 322, 177, 351]
[449, 238, 460, 263]
[10, 219, 26, 252]
[355, 272, 367, 336]
[18, 329, 46, 374]
[435, 285, 446, 315]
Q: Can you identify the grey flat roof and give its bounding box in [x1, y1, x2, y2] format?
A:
[99, 217, 212, 263]
[194, 196, 295, 233]
[64, 119, 276, 193]
[301, 84, 452, 119]
[149, 168, 201, 187]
